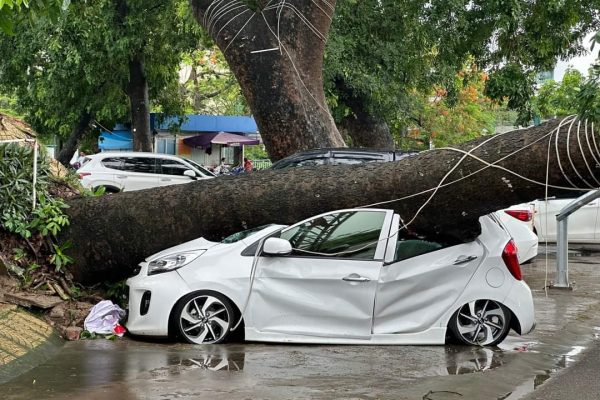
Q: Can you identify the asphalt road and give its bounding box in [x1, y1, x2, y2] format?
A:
[522, 337, 600, 400]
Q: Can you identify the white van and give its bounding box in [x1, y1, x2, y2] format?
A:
[77, 152, 215, 192]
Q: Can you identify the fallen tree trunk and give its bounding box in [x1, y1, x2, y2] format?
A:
[63, 118, 600, 283]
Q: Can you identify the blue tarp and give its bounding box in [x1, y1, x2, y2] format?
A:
[98, 130, 133, 151]
[151, 114, 258, 134]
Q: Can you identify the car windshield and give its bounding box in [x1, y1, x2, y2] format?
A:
[185, 159, 216, 177]
[221, 225, 273, 243]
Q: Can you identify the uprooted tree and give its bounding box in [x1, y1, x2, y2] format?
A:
[62, 117, 599, 284]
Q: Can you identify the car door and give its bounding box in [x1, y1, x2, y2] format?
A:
[373, 238, 484, 335]
[248, 209, 393, 339]
[116, 157, 159, 191]
[534, 198, 599, 242]
[156, 158, 197, 186]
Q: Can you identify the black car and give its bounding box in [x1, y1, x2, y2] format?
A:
[270, 148, 418, 170]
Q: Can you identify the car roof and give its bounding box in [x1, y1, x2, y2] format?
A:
[89, 152, 186, 160]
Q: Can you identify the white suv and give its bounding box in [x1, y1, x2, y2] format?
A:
[77, 152, 215, 192]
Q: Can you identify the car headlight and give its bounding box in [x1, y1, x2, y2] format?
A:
[147, 250, 206, 275]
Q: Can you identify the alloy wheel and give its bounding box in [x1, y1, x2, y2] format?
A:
[178, 294, 232, 344]
[452, 300, 510, 346]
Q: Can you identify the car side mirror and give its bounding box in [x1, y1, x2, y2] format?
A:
[263, 237, 292, 256]
[183, 169, 197, 179]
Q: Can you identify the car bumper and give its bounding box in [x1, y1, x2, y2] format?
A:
[503, 280, 536, 335]
[125, 263, 191, 337]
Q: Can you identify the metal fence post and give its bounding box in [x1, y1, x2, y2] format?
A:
[553, 189, 600, 289]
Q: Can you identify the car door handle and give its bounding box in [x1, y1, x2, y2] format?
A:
[116, 175, 128, 179]
[160, 178, 172, 181]
[342, 274, 370, 282]
[453, 255, 478, 265]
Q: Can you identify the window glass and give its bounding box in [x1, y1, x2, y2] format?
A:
[101, 157, 125, 170]
[157, 158, 192, 176]
[280, 211, 386, 260]
[294, 158, 327, 167]
[185, 159, 215, 177]
[156, 138, 176, 155]
[331, 157, 382, 165]
[122, 157, 157, 174]
[221, 225, 273, 244]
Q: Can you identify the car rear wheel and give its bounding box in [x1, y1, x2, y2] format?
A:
[174, 291, 236, 344]
[449, 300, 511, 346]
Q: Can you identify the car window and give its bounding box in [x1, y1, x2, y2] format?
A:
[157, 158, 192, 176]
[331, 157, 382, 165]
[101, 157, 125, 171]
[394, 240, 442, 262]
[185, 159, 216, 177]
[293, 158, 327, 167]
[122, 157, 157, 174]
[280, 211, 386, 260]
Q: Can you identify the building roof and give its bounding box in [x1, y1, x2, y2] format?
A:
[0, 113, 37, 142]
[151, 114, 258, 134]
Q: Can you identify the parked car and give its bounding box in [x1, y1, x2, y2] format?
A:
[531, 196, 600, 243]
[77, 152, 215, 192]
[126, 208, 535, 346]
[493, 204, 538, 263]
[270, 148, 418, 169]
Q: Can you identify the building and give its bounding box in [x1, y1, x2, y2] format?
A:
[98, 114, 260, 168]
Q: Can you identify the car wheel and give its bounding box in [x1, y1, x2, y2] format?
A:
[449, 300, 511, 346]
[174, 291, 236, 344]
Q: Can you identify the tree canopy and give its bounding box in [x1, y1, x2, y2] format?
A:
[0, 0, 202, 158]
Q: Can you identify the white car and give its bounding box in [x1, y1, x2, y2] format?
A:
[494, 205, 538, 263]
[532, 197, 600, 243]
[77, 152, 215, 192]
[126, 208, 535, 346]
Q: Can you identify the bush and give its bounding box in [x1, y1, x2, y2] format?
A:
[0, 142, 69, 239]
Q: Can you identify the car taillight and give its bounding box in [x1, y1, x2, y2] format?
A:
[504, 209, 532, 222]
[502, 239, 522, 281]
[78, 172, 91, 179]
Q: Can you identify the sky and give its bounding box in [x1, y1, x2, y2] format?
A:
[554, 33, 599, 81]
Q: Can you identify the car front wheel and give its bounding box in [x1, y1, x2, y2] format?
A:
[174, 291, 236, 344]
[449, 300, 511, 346]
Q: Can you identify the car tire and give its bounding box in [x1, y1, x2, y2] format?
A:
[172, 291, 237, 344]
[448, 300, 511, 346]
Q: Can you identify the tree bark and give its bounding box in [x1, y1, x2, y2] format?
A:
[56, 112, 92, 167]
[128, 54, 152, 152]
[190, 0, 345, 161]
[62, 118, 600, 284]
[335, 78, 395, 149]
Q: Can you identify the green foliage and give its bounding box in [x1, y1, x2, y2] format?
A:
[0, 142, 50, 238]
[532, 69, 584, 119]
[577, 63, 600, 122]
[0, 142, 72, 272]
[244, 145, 269, 160]
[0, 0, 67, 34]
[485, 64, 536, 125]
[406, 65, 497, 148]
[49, 241, 72, 272]
[0, 0, 203, 144]
[103, 280, 128, 308]
[325, 0, 599, 134]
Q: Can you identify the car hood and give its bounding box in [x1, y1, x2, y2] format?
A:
[145, 237, 219, 261]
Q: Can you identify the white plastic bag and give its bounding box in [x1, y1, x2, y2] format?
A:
[84, 300, 126, 335]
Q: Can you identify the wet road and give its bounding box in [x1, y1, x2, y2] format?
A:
[2, 249, 600, 400]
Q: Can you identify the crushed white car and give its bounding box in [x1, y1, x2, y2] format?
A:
[126, 208, 535, 346]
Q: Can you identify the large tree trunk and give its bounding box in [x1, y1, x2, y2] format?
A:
[56, 112, 92, 167]
[335, 78, 395, 148]
[190, 0, 345, 161]
[128, 54, 152, 152]
[62, 118, 600, 284]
